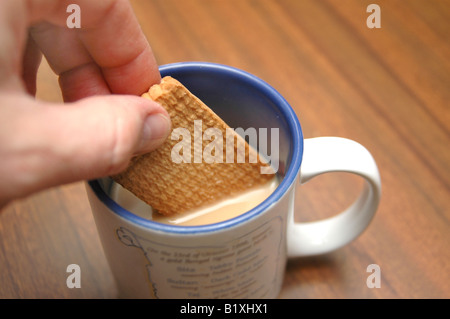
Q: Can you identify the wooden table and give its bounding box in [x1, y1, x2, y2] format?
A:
[1, 0, 448, 299]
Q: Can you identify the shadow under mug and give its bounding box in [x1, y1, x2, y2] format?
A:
[86, 62, 381, 299]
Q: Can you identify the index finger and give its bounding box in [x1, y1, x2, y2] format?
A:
[30, 0, 160, 96]
[76, 0, 161, 94]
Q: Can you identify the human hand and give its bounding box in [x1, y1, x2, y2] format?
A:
[0, 0, 171, 207]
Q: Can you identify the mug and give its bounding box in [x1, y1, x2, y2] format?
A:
[86, 62, 381, 299]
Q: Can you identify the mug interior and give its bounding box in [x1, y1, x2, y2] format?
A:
[88, 62, 303, 233]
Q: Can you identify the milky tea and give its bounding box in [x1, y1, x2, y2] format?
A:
[110, 175, 279, 226]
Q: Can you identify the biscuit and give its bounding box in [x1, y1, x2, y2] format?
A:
[112, 76, 274, 216]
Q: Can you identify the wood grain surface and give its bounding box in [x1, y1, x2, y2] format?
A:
[0, 0, 448, 299]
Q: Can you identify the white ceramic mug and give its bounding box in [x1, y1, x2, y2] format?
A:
[86, 62, 381, 298]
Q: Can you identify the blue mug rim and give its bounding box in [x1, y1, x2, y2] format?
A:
[88, 62, 303, 234]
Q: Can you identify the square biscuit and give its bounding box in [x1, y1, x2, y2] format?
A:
[112, 76, 274, 216]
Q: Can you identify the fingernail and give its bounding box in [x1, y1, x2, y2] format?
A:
[138, 113, 171, 153]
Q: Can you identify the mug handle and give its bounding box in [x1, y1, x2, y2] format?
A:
[287, 137, 382, 257]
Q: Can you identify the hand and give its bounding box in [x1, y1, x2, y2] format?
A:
[0, 0, 171, 207]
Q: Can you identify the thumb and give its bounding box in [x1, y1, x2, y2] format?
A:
[61, 94, 172, 176]
[0, 93, 171, 203]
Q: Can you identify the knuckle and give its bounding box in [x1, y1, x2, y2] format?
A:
[104, 105, 139, 175]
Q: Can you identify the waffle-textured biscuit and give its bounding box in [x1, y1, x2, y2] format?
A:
[112, 76, 274, 216]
